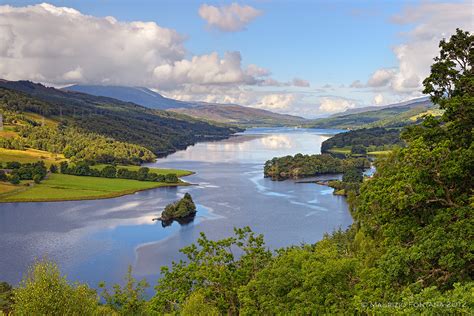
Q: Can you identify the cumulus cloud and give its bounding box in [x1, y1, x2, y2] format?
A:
[367, 68, 396, 87]
[374, 94, 384, 105]
[318, 97, 355, 113]
[0, 3, 270, 90]
[198, 3, 262, 32]
[378, 1, 472, 94]
[255, 94, 296, 110]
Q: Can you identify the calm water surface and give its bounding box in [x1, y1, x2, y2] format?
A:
[0, 128, 352, 289]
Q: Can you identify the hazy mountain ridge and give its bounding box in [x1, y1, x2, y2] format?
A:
[308, 98, 436, 129]
[0, 80, 240, 155]
[64, 85, 306, 127]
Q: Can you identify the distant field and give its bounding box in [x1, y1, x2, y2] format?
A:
[327, 147, 392, 157]
[92, 164, 193, 177]
[0, 148, 66, 165]
[0, 173, 186, 202]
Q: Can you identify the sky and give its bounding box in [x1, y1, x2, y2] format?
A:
[0, 0, 472, 117]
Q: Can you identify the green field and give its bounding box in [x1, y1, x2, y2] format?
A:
[91, 164, 193, 177]
[327, 147, 392, 157]
[0, 174, 187, 202]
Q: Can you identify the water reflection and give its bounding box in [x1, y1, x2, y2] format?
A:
[0, 127, 350, 291]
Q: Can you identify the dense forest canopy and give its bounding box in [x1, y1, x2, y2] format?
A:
[264, 153, 370, 180]
[321, 127, 404, 153]
[0, 82, 240, 158]
[0, 29, 472, 315]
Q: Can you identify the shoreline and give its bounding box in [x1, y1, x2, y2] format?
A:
[0, 181, 191, 204]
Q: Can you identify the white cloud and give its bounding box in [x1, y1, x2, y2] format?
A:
[292, 78, 310, 87]
[62, 66, 83, 81]
[367, 68, 396, 87]
[255, 94, 296, 110]
[0, 3, 270, 90]
[374, 94, 384, 105]
[319, 97, 355, 113]
[198, 3, 262, 32]
[377, 1, 472, 94]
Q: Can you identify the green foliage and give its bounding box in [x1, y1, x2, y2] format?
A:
[322, 127, 403, 153]
[9, 174, 20, 184]
[0, 282, 13, 315]
[264, 153, 370, 180]
[308, 101, 434, 129]
[101, 165, 117, 178]
[351, 144, 367, 155]
[49, 163, 58, 173]
[165, 173, 179, 183]
[13, 259, 99, 315]
[342, 167, 363, 183]
[99, 266, 149, 315]
[0, 82, 239, 157]
[161, 193, 197, 221]
[148, 227, 272, 314]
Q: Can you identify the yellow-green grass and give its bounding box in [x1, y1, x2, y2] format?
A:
[23, 112, 58, 127]
[0, 148, 66, 166]
[92, 164, 193, 177]
[327, 148, 351, 154]
[0, 182, 24, 195]
[328, 147, 392, 157]
[0, 174, 188, 203]
[367, 150, 392, 156]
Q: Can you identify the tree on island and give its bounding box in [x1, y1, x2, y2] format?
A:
[161, 193, 197, 222]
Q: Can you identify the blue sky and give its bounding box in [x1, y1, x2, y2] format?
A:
[0, 0, 471, 117]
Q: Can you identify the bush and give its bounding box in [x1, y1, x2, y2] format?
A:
[9, 174, 20, 185]
[100, 165, 117, 178]
[165, 173, 178, 183]
[33, 174, 42, 184]
[13, 260, 99, 315]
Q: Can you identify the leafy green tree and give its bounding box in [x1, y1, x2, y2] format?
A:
[13, 259, 99, 315]
[9, 174, 20, 185]
[33, 174, 42, 184]
[136, 167, 149, 181]
[351, 144, 367, 155]
[59, 161, 68, 174]
[101, 165, 117, 178]
[49, 163, 58, 173]
[0, 281, 13, 315]
[99, 266, 149, 315]
[165, 173, 179, 183]
[0, 170, 7, 181]
[148, 227, 272, 314]
[342, 167, 363, 183]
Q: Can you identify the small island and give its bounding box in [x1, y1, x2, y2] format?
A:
[155, 193, 197, 227]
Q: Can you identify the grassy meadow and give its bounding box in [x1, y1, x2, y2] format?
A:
[0, 173, 187, 202]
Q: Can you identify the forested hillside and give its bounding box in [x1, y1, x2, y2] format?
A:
[0, 81, 239, 158]
[1, 30, 472, 315]
[307, 99, 437, 129]
[321, 127, 404, 153]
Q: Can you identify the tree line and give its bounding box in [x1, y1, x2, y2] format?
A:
[264, 153, 370, 180]
[0, 161, 47, 184]
[321, 127, 404, 154]
[58, 161, 179, 183]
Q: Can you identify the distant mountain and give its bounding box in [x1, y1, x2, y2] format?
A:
[331, 97, 431, 117]
[307, 98, 436, 130]
[64, 85, 189, 109]
[0, 80, 239, 155]
[169, 103, 306, 127]
[63, 84, 306, 127]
